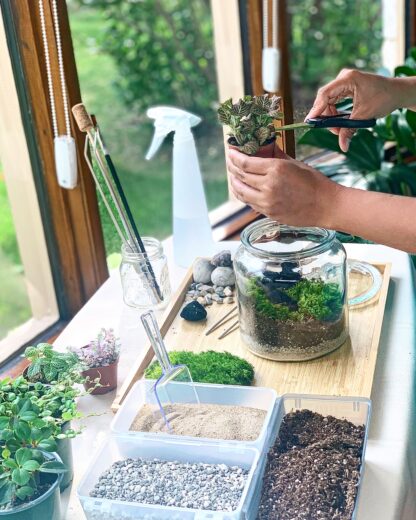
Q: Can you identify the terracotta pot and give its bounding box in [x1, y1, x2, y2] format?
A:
[82, 360, 118, 395]
[228, 138, 276, 158]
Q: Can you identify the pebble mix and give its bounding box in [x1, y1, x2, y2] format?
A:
[91, 458, 248, 512]
[185, 282, 235, 306]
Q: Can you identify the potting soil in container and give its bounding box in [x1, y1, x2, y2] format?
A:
[90, 458, 248, 511]
[130, 403, 266, 441]
[258, 410, 365, 520]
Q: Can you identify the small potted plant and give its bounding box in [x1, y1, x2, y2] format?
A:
[217, 94, 283, 157]
[23, 343, 80, 384]
[70, 328, 120, 395]
[0, 378, 67, 518]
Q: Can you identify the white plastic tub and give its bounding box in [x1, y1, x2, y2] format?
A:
[77, 434, 261, 520]
[247, 394, 372, 519]
[111, 380, 277, 453]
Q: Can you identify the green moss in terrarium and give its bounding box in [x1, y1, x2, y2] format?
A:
[287, 280, 343, 321]
[247, 277, 343, 322]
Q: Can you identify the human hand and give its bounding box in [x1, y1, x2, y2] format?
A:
[306, 69, 399, 152]
[227, 148, 340, 228]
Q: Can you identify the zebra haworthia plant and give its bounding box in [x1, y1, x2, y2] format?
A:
[217, 94, 283, 155]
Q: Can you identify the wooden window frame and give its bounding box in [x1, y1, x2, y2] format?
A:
[0, 0, 108, 362]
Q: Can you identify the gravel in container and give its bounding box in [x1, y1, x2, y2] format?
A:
[90, 458, 248, 512]
[130, 403, 267, 441]
[258, 410, 365, 520]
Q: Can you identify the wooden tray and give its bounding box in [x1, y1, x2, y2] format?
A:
[112, 262, 391, 412]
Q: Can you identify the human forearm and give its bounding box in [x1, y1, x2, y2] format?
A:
[327, 185, 416, 253]
[393, 77, 416, 111]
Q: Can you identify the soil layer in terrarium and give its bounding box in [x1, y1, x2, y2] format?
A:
[237, 273, 348, 361]
[130, 403, 266, 441]
[257, 410, 365, 520]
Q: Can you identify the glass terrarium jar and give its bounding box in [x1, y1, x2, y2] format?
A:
[120, 238, 171, 310]
[234, 219, 349, 361]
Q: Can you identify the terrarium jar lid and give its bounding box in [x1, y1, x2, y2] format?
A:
[241, 219, 336, 260]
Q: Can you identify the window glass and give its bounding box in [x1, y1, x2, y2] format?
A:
[68, 0, 228, 261]
[0, 164, 31, 340]
[287, 0, 384, 157]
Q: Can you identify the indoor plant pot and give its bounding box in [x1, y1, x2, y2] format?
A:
[56, 421, 74, 491]
[228, 138, 276, 158]
[218, 94, 283, 157]
[81, 359, 118, 395]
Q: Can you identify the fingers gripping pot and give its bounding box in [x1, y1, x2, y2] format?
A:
[234, 220, 349, 361]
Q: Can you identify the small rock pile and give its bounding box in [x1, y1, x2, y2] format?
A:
[187, 250, 235, 307]
[90, 458, 248, 512]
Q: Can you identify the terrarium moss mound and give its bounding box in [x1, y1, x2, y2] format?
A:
[145, 351, 254, 386]
[248, 278, 344, 322]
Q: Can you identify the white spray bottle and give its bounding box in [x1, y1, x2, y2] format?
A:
[146, 106, 215, 267]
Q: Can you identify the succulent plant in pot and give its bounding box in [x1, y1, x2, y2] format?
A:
[70, 328, 120, 395]
[217, 94, 283, 157]
[0, 377, 68, 519]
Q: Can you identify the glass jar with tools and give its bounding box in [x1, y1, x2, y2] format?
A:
[120, 238, 171, 310]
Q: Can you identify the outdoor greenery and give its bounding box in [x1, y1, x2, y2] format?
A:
[145, 350, 255, 386]
[218, 95, 283, 155]
[248, 278, 343, 322]
[68, 0, 228, 259]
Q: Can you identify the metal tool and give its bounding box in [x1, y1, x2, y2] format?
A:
[72, 103, 163, 304]
[278, 112, 377, 131]
[141, 310, 199, 432]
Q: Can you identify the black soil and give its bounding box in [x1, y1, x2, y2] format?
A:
[258, 410, 365, 520]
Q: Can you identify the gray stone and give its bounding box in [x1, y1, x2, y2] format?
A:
[211, 250, 232, 267]
[193, 259, 215, 284]
[224, 296, 234, 304]
[224, 287, 233, 296]
[211, 267, 235, 287]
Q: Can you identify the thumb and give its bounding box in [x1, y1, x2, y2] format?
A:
[339, 128, 356, 153]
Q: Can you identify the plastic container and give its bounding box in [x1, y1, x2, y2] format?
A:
[77, 434, 261, 520]
[110, 380, 277, 453]
[246, 394, 372, 519]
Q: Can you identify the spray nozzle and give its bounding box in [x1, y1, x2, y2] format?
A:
[146, 106, 201, 160]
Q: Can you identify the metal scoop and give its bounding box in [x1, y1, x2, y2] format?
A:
[140, 310, 199, 432]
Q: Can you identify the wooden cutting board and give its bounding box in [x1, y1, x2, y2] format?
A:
[112, 262, 391, 412]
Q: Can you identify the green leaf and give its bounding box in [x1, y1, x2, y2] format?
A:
[19, 411, 37, 422]
[37, 438, 57, 452]
[15, 448, 32, 466]
[2, 460, 17, 470]
[14, 421, 31, 441]
[22, 460, 40, 472]
[15, 485, 34, 501]
[405, 110, 416, 132]
[345, 129, 383, 172]
[1, 448, 10, 460]
[394, 65, 416, 77]
[12, 468, 30, 486]
[241, 140, 259, 155]
[391, 111, 416, 154]
[39, 460, 67, 474]
[0, 481, 13, 505]
[298, 128, 341, 153]
[0, 417, 10, 430]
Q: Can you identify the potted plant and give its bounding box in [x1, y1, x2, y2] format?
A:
[217, 94, 283, 157]
[0, 378, 67, 519]
[23, 343, 80, 385]
[70, 328, 120, 395]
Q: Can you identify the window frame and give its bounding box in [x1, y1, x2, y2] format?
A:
[0, 0, 108, 363]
